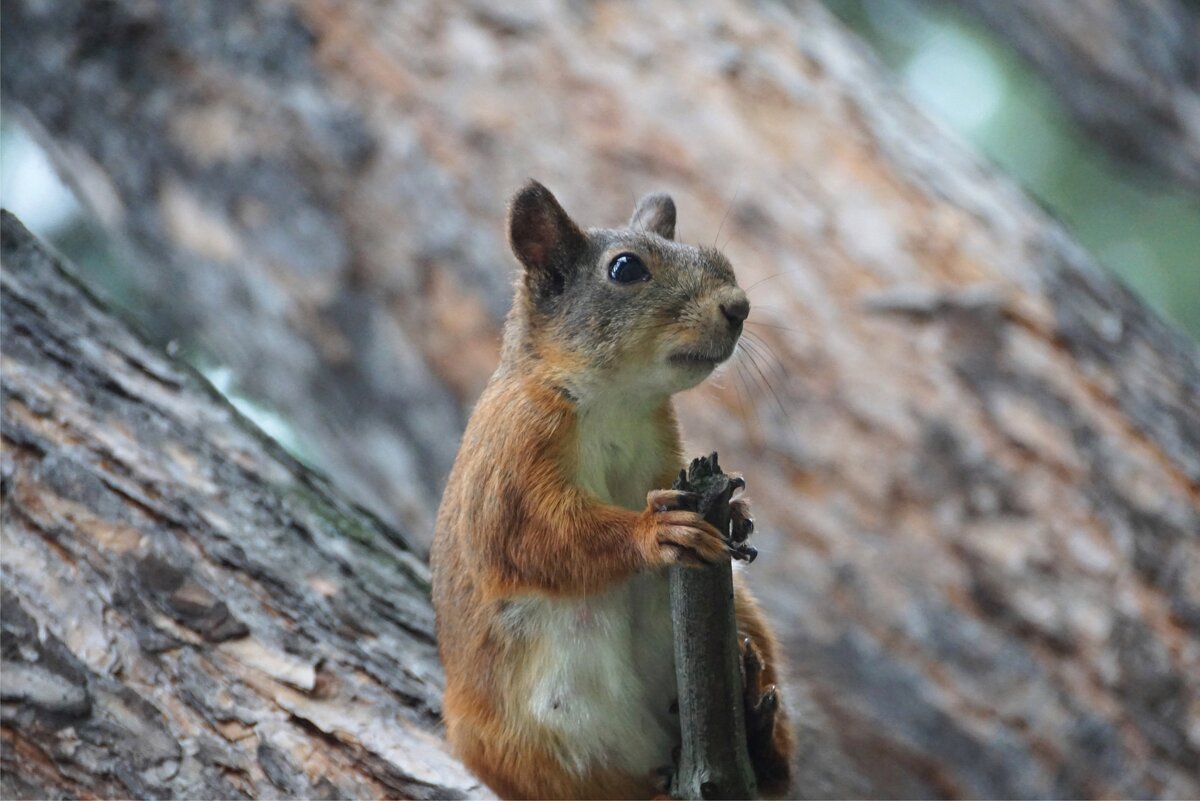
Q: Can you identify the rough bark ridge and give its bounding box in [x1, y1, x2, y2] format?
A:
[0, 213, 485, 800]
[957, 0, 1200, 192]
[4, 0, 1200, 797]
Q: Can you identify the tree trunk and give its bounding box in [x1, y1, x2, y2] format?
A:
[3, 0, 1199, 797]
[1, 212, 485, 800]
[956, 0, 1200, 193]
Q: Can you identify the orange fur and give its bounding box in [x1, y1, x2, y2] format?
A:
[432, 364, 792, 798]
[430, 183, 791, 799]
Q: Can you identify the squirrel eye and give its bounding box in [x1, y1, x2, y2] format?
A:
[608, 253, 650, 284]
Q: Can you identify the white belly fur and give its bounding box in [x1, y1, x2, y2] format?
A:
[506, 396, 678, 778]
[505, 574, 678, 778]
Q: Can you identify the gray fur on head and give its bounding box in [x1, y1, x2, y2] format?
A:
[630, 192, 676, 240]
[504, 181, 746, 401]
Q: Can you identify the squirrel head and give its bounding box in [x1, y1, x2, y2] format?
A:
[504, 180, 749, 402]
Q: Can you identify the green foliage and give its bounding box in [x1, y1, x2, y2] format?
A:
[823, 0, 1200, 340]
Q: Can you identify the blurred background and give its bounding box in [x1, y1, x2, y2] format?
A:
[6, 0, 1199, 343]
[827, 0, 1200, 337]
[3, 1, 1199, 798]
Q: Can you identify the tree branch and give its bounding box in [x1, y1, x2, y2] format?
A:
[0, 211, 487, 800]
[958, 0, 1200, 192]
[670, 454, 757, 800]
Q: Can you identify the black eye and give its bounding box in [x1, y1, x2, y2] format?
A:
[608, 253, 650, 284]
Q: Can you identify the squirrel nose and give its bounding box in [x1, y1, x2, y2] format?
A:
[720, 295, 750, 327]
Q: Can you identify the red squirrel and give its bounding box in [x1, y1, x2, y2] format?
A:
[431, 182, 791, 799]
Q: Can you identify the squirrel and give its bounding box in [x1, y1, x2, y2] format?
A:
[430, 181, 792, 799]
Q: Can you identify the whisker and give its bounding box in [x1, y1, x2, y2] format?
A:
[740, 333, 790, 393]
[712, 183, 741, 248]
[738, 360, 767, 438]
[738, 338, 797, 448]
[743, 268, 806, 294]
[729, 351, 751, 429]
[744, 303, 788, 315]
[740, 342, 784, 410]
[738, 341, 774, 402]
[745, 333, 789, 379]
[746, 320, 804, 334]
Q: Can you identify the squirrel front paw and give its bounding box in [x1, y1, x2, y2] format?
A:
[728, 497, 757, 563]
[672, 452, 756, 563]
[641, 489, 728, 567]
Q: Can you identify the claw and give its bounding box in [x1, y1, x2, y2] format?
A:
[750, 686, 779, 734]
[759, 686, 778, 716]
[731, 514, 754, 543]
[729, 542, 757, 562]
[742, 637, 763, 691]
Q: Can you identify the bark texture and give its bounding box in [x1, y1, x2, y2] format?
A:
[3, 0, 1200, 797]
[0, 212, 485, 800]
[957, 0, 1200, 193]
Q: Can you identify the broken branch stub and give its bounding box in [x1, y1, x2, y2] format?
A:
[669, 453, 758, 800]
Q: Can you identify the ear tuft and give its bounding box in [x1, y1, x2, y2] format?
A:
[629, 192, 676, 240]
[508, 181, 585, 286]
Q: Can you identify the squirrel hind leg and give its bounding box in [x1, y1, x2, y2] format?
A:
[734, 581, 793, 798]
[740, 635, 792, 797]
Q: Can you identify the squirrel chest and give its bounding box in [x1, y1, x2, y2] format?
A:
[573, 399, 666, 511]
[503, 402, 679, 778]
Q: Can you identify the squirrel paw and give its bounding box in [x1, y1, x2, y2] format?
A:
[644, 490, 727, 567]
[740, 637, 777, 737]
[730, 498, 753, 541]
[675, 452, 756, 563]
[729, 498, 758, 563]
[741, 637, 790, 795]
[653, 513, 727, 567]
[647, 488, 703, 513]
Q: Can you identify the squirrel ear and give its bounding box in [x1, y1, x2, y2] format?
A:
[509, 181, 586, 296]
[629, 192, 676, 240]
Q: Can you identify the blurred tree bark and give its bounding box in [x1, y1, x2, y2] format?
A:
[957, 0, 1200, 193]
[1, 213, 484, 800]
[3, 0, 1199, 798]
